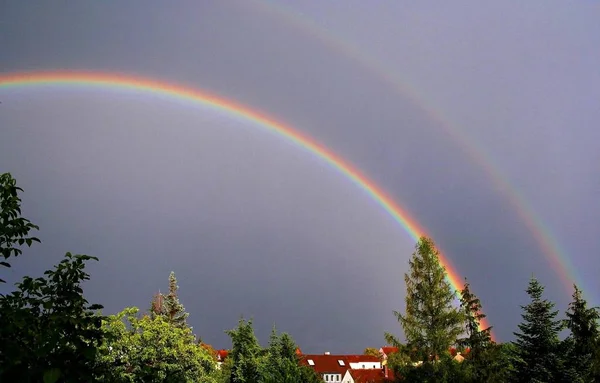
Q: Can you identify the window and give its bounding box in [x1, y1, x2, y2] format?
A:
[338, 360, 345, 366]
[308, 359, 315, 366]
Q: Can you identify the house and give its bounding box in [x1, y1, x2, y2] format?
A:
[299, 353, 383, 383]
[342, 368, 395, 383]
[216, 349, 228, 369]
[378, 346, 399, 362]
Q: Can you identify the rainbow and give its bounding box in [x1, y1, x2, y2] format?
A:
[248, 0, 578, 299]
[0, 70, 493, 337]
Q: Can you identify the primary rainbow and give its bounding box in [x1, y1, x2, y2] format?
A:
[0, 70, 493, 337]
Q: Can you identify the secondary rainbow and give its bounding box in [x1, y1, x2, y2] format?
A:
[248, 0, 579, 299]
[0, 70, 494, 336]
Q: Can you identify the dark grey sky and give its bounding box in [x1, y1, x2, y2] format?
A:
[1, 1, 599, 353]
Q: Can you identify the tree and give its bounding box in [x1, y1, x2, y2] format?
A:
[456, 278, 511, 382]
[563, 285, 600, 383]
[0, 172, 40, 283]
[0, 253, 106, 383]
[386, 236, 465, 362]
[97, 307, 217, 383]
[458, 278, 493, 356]
[224, 318, 263, 383]
[511, 277, 564, 383]
[150, 272, 189, 328]
[260, 326, 313, 383]
[363, 347, 381, 357]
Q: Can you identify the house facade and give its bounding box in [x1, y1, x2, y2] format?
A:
[299, 353, 388, 383]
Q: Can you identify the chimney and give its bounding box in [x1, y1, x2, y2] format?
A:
[324, 352, 330, 355]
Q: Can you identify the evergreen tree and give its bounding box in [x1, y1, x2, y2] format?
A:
[458, 279, 493, 355]
[563, 285, 599, 383]
[385, 236, 465, 362]
[225, 318, 262, 383]
[458, 279, 506, 382]
[511, 277, 564, 383]
[161, 271, 189, 328]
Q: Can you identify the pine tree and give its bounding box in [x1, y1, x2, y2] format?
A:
[162, 271, 189, 328]
[458, 278, 493, 356]
[386, 236, 465, 362]
[512, 277, 564, 383]
[563, 285, 600, 383]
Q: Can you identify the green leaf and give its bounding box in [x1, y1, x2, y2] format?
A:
[0, 261, 10, 268]
[43, 368, 62, 383]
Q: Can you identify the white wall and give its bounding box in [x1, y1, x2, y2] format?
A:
[348, 361, 380, 369]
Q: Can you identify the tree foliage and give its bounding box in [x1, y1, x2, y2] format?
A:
[511, 277, 565, 383]
[0, 253, 106, 383]
[149, 271, 189, 329]
[386, 236, 464, 362]
[562, 285, 600, 383]
[0, 172, 40, 283]
[363, 347, 381, 357]
[97, 307, 217, 383]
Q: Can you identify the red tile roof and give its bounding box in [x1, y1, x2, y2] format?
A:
[216, 350, 228, 361]
[348, 369, 395, 383]
[299, 354, 381, 375]
[380, 347, 399, 356]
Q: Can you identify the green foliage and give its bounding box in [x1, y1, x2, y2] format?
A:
[97, 307, 217, 383]
[457, 278, 508, 382]
[164, 271, 189, 328]
[511, 277, 565, 383]
[224, 318, 263, 383]
[458, 278, 493, 355]
[150, 272, 190, 329]
[386, 237, 465, 362]
[259, 326, 321, 383]
[0, 172, 40, 283]
[562, 285, 600, 383]
[393, 352, 474, 383]
[0, 252, 106, 382]
[363, 347, 381, 357]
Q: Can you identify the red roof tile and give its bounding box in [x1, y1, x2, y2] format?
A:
[216, 350, 228, 361]
[380, 347, 399, 356]
[299, 354, 381, 375]
[349, 369, 395, 383]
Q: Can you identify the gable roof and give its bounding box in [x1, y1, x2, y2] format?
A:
[348, 369, 395, 383]
[299, 354, 381, 374]
[216, 350, 228, 361]
[380, 347, 399, 356]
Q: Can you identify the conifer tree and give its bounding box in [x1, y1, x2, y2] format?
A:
[386, 236, 465, 362]
[458, 279, 511, 382]
[511, 277, 564, 383]
[225, 318, 262, 383]
[458, 278, 493, 356]
[563, 285, 600, 383]
[163, 271, 189, 328]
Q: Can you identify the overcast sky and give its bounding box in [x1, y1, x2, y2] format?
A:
[1, 1, 599, 353]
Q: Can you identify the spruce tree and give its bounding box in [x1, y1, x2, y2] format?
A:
[386, 236, 464, 362]
[162, 271, 189, 328]
[459, 279, 510, 382]
[563, 285, 600, 383]
[512, 277, 564, 383]
[458, 278, 493, 356]
[225, 318, 262, 383]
